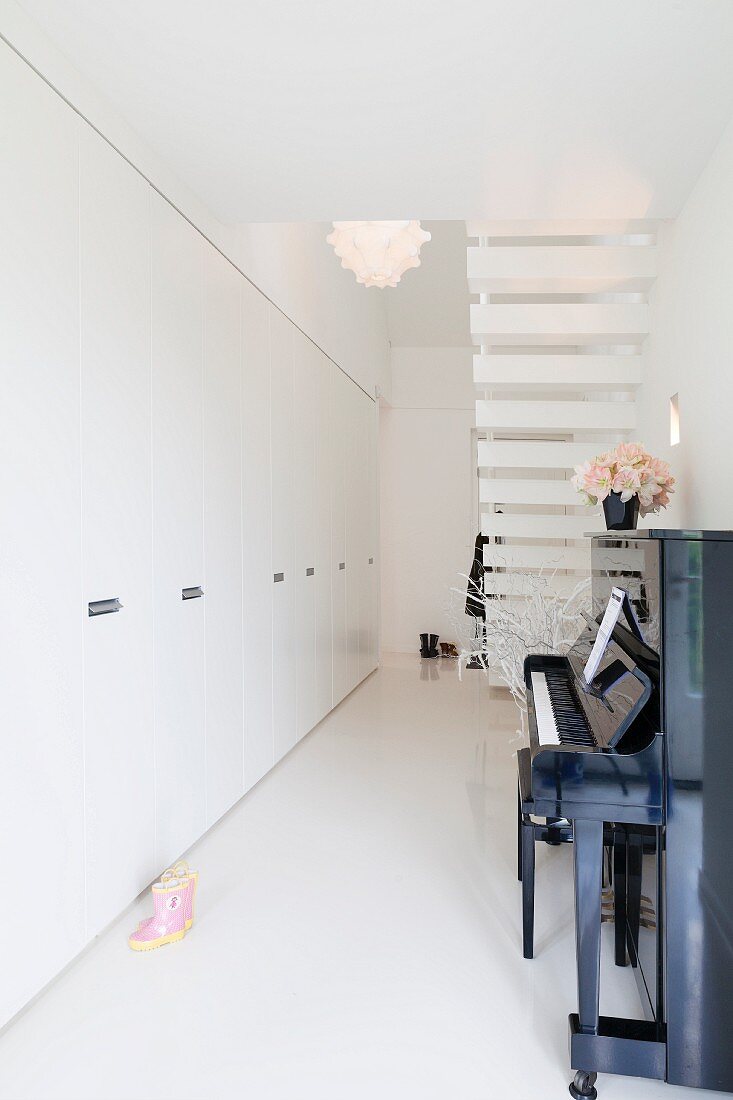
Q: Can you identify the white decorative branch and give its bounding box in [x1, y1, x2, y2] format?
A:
[449, 557, 591, 737]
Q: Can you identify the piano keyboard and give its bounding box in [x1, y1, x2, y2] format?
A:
[530, 668, 595, 747]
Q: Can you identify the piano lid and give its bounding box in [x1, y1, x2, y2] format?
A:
[589, 529, 733, 541]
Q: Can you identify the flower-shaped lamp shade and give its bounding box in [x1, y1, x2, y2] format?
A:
[326, 221, 431, 288]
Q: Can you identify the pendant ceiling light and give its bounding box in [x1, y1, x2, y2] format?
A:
[326, 221, 431, 288]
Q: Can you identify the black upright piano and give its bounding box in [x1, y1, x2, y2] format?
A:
[524, 530, 733, 1098]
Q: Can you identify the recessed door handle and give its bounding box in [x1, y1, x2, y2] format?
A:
[274, 572, 285, 583]
[339, 562, 346, 571]
[368, 557, 374, 565]
[182, 586, 204, 600]
[306, 567, 315, 577]
[88, 597, 123, 617]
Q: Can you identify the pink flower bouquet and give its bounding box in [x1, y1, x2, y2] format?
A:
[571, 443, 675, 516]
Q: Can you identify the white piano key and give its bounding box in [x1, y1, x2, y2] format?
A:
[530, 670, 561, 746]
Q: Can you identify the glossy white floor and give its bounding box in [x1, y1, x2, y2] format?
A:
[0, 652, 726, 1100]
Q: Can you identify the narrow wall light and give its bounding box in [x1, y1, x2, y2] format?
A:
[326, 221, 431, 288]
[670, 393, 680, 446]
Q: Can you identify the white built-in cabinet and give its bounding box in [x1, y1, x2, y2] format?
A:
[151, 194, 207, 869]
[293, 334, 318, 741]
[0, 37, 379, 1030]
[204, 246, 245, 826]
[269, 307, 297, 762]
[79, 127, 156, 936]
[330, 365, 349, 705]
[330, 367, 378, 705]
[358, 395, 379, 679]
[314, 353, 334, 722]
[0, 48, 85, 1024]
[241, 281, 274, 790]
[361, 404, 377, 675]
[345, 382, 363, 690]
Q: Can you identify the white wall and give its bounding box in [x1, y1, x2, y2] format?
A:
[380, 349, 475, 653]
[389, 347, 476, 410]
[385, 222, 471, 349]
[0, 1, 389, 396]
[236, 223, 390, 399]
[379, 223, 474, 654]
[638, 111, 733, 529]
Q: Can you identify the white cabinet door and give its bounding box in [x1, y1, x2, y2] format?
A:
[241, 280, 274, 790]
[151, 194, 206, 868]
[0, 49, 85, 1025]
[293, 332, 317, 740]
[366, 398, 380, 672]
[79, 127, 155, 936]
[330, 365, 348, 705]
[204, 245, 243, 826]
[357, 391, 378, 680]
[354, 392, 371, 683]
[314, 351, 333, 721]
[269, 307, 296, 761]
[345, 383, 362, 693]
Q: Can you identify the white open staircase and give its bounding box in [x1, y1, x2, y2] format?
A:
[469, 220, 658, 604]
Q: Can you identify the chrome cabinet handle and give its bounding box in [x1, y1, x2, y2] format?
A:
[88, 597, 123, 617]
[182, 586, 204, 600]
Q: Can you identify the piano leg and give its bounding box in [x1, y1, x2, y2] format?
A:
[613, 826, 628, 967]
[517, 787, 523, 882]
[521, 816, 535, 959]
[573, 818, 604, 1035]
[625, 828, 643, 966]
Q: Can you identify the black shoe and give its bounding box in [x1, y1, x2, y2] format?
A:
[428, 634, 439, 658]
[419, 633, 431, 658]
[466, 652, 488, 670]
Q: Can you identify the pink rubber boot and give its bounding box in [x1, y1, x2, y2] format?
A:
[138, 867, 198, 932]
[128, 879, 188, 951]
[183, 870, 198, 930]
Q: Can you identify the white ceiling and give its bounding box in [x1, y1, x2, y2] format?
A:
[14, 0, 733, 223]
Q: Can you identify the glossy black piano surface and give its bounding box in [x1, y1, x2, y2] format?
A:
[524, 622, 662, 825]
[523, 530, 733, 1095]
[593, 531, 733, 1092]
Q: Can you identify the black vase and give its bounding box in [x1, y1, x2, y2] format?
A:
[602, 491, 639, 531]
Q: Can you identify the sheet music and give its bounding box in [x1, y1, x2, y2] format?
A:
[583, 587, 626, 685]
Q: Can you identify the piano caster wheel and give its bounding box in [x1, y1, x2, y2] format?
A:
[569, 1070, 598, 1100]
